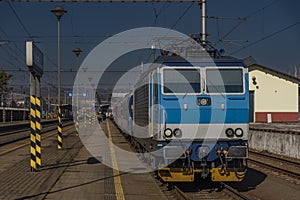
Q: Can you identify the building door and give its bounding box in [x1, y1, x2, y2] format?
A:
[249, 91, 254, 122]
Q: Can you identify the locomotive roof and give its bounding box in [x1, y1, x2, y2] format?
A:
[153, 55, 246, 67]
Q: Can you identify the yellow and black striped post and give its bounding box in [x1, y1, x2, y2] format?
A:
[75, 110, 79, 136]
[35, 97, 42, 168]
[57, 106, 63, 149]
[30, 95, 36, 172]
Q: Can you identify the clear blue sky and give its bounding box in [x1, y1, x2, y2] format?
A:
[0, 0, 299, 97]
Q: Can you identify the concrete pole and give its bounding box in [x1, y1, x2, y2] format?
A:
[35, 76, 42, 168]
[58, 19, 61, 106]
[30, 72, 36, 171]
[201, 0, 206, 47]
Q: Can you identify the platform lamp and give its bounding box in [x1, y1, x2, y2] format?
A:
[51, 6, 67, 149]
[51, 6, 67, 106]
[73, 48, 82, 135]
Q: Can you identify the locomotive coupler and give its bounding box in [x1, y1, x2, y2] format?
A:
[184, 149, 192, 171]
[201, 159, 209, 178]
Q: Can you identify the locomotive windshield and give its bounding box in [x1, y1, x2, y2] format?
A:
[206, 68, 243, 93]
[163, 68, 201, 94]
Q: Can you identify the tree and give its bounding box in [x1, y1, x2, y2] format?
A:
[0, 70, 13, 106]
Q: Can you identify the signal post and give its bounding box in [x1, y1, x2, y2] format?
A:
[26, 41, 44, 172]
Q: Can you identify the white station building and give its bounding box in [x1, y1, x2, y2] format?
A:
[247, 61, 299, 123]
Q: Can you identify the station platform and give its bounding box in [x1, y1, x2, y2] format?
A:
[0, 119, 68, 133]
[250, 122, 300, 132]
[0, 121, 167, 199]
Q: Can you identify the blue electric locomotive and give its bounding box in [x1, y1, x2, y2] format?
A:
[114, 51, 249, 182]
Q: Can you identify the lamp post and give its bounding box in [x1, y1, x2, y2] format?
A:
[51, 6, 67, 149]
[72, 48, 82, 135]
[51, 6, 67, 106]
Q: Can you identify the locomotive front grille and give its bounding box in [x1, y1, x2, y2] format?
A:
[226, 146, 248, 158]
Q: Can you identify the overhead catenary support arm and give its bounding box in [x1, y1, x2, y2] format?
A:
[200, 0, 206, 47]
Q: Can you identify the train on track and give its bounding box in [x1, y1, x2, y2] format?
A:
[113, 48, 249, 183]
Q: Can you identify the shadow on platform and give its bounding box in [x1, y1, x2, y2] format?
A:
[40, 156, 102, 171]
[16, 171, 129, 200]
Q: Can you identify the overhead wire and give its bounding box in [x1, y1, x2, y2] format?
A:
[170, 2, 194, 29]
[150, 2, 171, 27]
[7, 2, 32, 38]
[0, 27, 26, 66]
[5, 2, 61, 90]
[229, 19, 300, 55]
[141, 2, 196, 67]
[151, 2, 159, 26]
[213, 0, 282, 46]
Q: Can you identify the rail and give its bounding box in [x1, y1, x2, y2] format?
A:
[0, 120, 73, 147]
[221, 183, 252, 200]
[248, 150, 300, 180]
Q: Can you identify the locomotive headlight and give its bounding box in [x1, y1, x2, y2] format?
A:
[164, 128, 173, 138]
[200, 98, 208, 106]
[235, 128, 243, 137]
[173, 128, 182, 138]
[225, 128, 234, 138]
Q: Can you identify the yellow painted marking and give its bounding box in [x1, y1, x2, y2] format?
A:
[30, 109, 35, 117]
[36, 146, 41, 153]
[30, 134, 36, 142]
[36, 111, 41, 118]
[30, 121, 36, 129]
[36, 134, 41, 142]
[31, 160, 36, 168]
[58, 127, 62, 133]
[36, 122, 41, 130]
[106, 120, 125, 200]
[0, 125, 74, 157]
[35, 98, 40, 106]
[36, 157, 41, 165]
[30, 147, 36, 155]
[58, 137, 62, 142]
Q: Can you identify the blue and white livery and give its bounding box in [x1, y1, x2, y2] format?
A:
[113, 52, 249, 182]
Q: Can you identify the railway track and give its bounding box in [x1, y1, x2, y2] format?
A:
[248, 150, 300, 180]
[107, 120, 252, 200]
[0, 120, 73, 147]
[221, 183, 252, 200]
[0, 122, 75, 157]
[160, 182, 252, 200]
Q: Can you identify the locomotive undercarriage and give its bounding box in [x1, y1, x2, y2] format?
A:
[129, 135, 248, 182]
[157, 156, 247, 182]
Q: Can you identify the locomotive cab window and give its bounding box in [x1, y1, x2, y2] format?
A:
[162, 68, 201, 94]
[206, 68, 244, 94]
